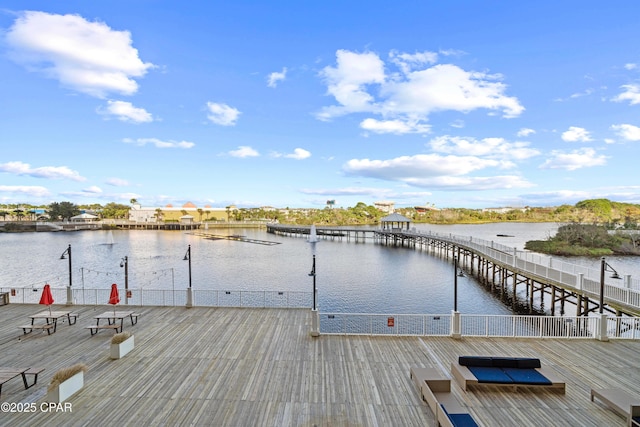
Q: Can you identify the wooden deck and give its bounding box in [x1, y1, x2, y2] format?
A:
[1, 304, 639, 426]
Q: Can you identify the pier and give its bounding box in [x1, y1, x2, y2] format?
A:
[267, 224, 640, 317]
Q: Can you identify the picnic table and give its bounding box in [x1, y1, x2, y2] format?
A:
[0, 367, 45, 396]
[20, 311, 78, 335]
[85, 311, 140, 335]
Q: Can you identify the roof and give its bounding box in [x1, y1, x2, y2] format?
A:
[380, 213, 411, 223]
[70, 213, 99, 220]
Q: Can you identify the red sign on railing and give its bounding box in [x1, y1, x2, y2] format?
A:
[387, 317, 394, 327]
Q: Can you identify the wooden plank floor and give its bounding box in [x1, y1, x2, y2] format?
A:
[1, 304, 638, 426]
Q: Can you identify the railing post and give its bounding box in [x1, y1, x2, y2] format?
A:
[598, 313, 609, 342]
[450, 310, 461, 339]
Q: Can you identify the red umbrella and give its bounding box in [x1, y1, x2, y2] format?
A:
[39, 284, 54, 315]
[108, 283, 120, 314]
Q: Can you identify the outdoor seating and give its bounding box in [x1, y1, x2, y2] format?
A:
[20, 311, 79, 335]
[451, 356, 565, 393]
[410, 366, 479, 427]
[591, 388, 640, 427]
[85, 311, 139, 335]
[0, 367, 45, 396]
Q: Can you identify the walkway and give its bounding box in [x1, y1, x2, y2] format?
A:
[1, 304, 638, 426]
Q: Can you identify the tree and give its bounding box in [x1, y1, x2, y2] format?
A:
[102, 203, 130, 219]
[48, 202, 80, 221]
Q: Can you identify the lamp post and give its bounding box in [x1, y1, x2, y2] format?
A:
[184, 245, 193, 308]
[60, 244, 73, 305]
[120, 256, 129, 305]
[308, 241, 319, 337]
[451, 255, 464, 339]
[599, 257, 621, 314]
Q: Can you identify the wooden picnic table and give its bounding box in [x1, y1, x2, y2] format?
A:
[21, 311, 78, 335]
[0, 367, 44, 396]
[85, 311, 140, 335]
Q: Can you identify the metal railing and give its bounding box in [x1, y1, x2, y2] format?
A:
[394, 229, 640, 312]
[320, 312, 640, 339]
[1, 287, 312, 309]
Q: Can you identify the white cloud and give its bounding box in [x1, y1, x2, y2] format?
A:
[517, 128, 536, 137]
[539, 148, 607, 170]
[429, 136, 540, 161]
[316, 49, 523, 133]
[611, 124, 640, 141]
[360, 118, 431, 134]
[99, 100, 153, 123]
[0, 161, 86, 181]
[267, 67, 287, 88]
[82, 185, 103, 194]
[624, 63, 638, 70]
[612, 84, 640, 105]
[123, 138, 194, 148]
[389, 50, 438, 74]
[561, 126, 592, 142]
[106, 178, 129, 186]
[229, 146, 259, 158]
[0, 185, 50, 198]
[285, 148, 311, 160]
[343, 154, 532, 190]
[6, 11, 153, 98]
[206, 102, 241, 126]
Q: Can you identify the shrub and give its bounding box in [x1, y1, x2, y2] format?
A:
[111, 331, 132, 345]
[48, 363, 88, 391]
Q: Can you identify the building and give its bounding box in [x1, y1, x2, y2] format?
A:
[374, 201, 395, 213]
[129, 203, 229, 223]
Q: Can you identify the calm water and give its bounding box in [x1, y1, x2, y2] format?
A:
[1, 223, 638, 314]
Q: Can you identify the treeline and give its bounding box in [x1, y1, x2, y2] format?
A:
[1, 198, 639, 227]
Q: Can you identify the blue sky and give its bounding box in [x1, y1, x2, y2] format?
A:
[1, 1, 640, 209]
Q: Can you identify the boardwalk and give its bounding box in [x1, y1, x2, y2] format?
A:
[1, 304, 639, 426]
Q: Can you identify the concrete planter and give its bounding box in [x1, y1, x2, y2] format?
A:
[47, 371, 84, 403]
[110, 335, 135, 359]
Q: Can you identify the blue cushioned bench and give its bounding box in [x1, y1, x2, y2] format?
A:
[451, 356, 565, 393]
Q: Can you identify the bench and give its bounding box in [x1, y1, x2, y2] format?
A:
[451, 356, 565, 393]
[410, 366, 479, 427]
[20, 323, 56, 335]
[591, 388, 640, 427]
[0, 292, 9, 305]
[85, 324, 122, 335]
[0, 367, 44, 395]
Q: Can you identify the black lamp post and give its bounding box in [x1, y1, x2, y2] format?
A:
[183, 245, 192, 288]
[120, 256, 129, 305]
[453, 256, 464, 312]
[599, 257, 621, 314]
[184, 245, 193, 308]
[60, 244, 73, 304]
[309, 254, 317, 311]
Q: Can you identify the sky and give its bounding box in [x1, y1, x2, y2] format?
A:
[1, 1, 640, 210]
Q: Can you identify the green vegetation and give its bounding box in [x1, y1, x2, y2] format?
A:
[525, 223, 640, 256]
[1, 198, 639, 228]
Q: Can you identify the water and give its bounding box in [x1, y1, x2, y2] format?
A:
[1, 223, 638, 314]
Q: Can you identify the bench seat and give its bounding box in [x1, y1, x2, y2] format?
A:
[85, 324, 122, 335]
[452, 356, 565, 393]
[20, 323, 55, 335]
[591, 388, 640, 427]
[410, 366, 479, 427]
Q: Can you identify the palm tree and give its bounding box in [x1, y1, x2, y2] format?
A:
[197, 208, 203, 222]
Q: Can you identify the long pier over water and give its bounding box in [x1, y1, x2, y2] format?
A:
[267, 224, 640, 317]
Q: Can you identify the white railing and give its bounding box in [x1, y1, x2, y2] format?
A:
[321, 312, 640, 339]
[1, 287, 312, 309]
[399, 229, 640, 312]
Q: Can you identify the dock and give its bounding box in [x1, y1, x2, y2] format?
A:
[1, 304, 638, 426]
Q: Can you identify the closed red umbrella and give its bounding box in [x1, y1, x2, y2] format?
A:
[39, 284, 54, 315]
[109, 283, 120, 314]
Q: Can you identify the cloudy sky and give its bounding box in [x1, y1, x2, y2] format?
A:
[1, 1, 640, 209]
